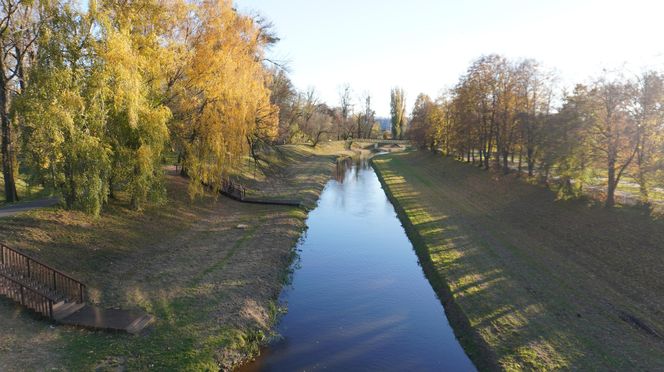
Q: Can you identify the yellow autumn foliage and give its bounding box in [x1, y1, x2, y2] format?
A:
[174, 0, 279, 197]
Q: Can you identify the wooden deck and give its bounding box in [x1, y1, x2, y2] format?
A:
[0, 242, 153, 334]
[58, 306, 154, 334]
[219, 179, 302, 207]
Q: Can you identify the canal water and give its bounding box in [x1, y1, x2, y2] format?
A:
[240, 157, 475, 371]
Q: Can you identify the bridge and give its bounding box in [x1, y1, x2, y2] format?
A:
[0, 242, 153, 334]
[346, 138, 411, 145]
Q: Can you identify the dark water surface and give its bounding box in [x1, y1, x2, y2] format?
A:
[239, 158, 475, 371]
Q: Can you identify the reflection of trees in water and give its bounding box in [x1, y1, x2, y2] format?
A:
[335, 157, 369, 183]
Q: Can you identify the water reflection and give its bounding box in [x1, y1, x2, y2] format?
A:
[334, 156, 370, 183]
[239, 157, 475, 372]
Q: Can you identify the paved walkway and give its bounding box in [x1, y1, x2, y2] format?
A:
[0, 197, 59, 218]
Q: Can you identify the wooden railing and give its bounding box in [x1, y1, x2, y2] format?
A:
[221, 179, 246, 200]
[0, 243, 85, 303]
[346, 138, 411, 144]
[0, 271, 53, 318]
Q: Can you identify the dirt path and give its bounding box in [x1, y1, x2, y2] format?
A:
[0, 197, 59, 218]
[373, 151, 664, 371]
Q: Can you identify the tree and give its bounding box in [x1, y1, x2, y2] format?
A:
[585, 76, 639, 207]
[337, 83, 352, 139]
[0, 0, 42, 202]
[268, 68, 298, 144]
[541, 86, 592, 197]
[408, 93, 434, 149]
[301, 106, 332, 147]
[98, 0, 175, 210]
[18, 1, 111, 214]
[356, 93, 375, 139]
[630, 71, 664, 207]
[172, 0, 278, 198]
[390, 87, 406, 140]
[297, 89, 331, 146]
[514, 59, 555, 177]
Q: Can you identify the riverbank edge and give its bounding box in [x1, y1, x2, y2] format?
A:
[370, 154, 500, 372]
[0, 144, 360, 371]
[233, 147, 365, 369]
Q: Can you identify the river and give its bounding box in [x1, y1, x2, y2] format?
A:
[239, 156, 475, 371]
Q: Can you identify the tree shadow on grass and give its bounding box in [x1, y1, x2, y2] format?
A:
[378, 151, 664, 370]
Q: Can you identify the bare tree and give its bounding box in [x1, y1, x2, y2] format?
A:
[301, 103, 332, 147]
[355, 92, 375, 139]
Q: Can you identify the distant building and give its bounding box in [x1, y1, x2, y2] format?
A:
[376, 117, 391, 132]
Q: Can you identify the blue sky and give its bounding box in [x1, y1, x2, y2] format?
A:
[237, 0, 664, 116]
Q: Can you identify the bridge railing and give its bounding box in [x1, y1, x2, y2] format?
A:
[0, 270, 54, 318]
[345, 138, 411, 144]
[0, 243, 85, 303]
[221, 178, 246, 200]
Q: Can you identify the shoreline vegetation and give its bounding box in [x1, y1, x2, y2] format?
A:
[0, 142, 356, 371]
[372, 150, 664, 370]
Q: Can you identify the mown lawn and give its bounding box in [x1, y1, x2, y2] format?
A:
[373, 151, 664, 371]
[0, 143, 347, 371]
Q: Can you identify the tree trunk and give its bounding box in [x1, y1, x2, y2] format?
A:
[527, 147, 535, 177]
[130, 163, 141, 210]
[636, 146, 649, 207]
[0, 80, 18, 203]
[483, 130, 493, 170]
[108, 175, 116, 200]
[502, 150, 509, 174]
[606, 159, 616, 208]
[64, 161, 75, 209]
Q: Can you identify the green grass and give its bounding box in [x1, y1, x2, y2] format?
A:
[373, 151, 664, 371]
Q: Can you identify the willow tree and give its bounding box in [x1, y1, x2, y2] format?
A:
[18, 0, 176, 214]
[18, 1, 111, 215]
[173, 0, 278, 197]
[95, 0, 174, 209]
[390, 87, 406, 140]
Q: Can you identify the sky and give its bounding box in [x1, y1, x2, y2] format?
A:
[237, 0, 664, 117]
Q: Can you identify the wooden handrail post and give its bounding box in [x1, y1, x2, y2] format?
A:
[20, 286, 24, 305]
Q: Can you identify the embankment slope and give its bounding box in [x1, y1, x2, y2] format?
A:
[373, 151, 664, 370]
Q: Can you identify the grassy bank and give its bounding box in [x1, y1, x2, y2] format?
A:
[0, 142, 349, 371]
[372, 151, 664, 371]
